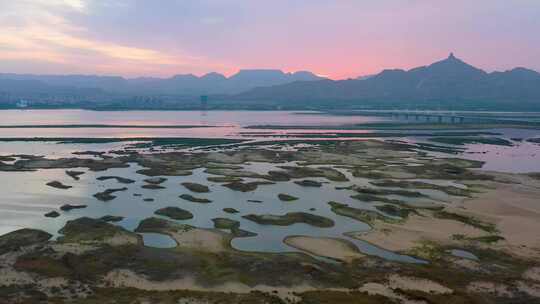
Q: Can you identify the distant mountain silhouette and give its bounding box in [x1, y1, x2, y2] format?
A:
[1, 54, 540, 110]
[0, 69, 324, 96]
[235, 54, 540, 108]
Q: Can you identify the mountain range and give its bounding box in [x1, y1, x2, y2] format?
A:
[1, 54, 540, 110]
[0, 69, 323, 96]
[233, 53, 540, 110]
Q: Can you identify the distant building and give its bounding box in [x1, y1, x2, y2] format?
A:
[16, 99, 29, 108]
[200, 95, 208, 110]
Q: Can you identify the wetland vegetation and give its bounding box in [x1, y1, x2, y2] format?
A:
[179, 194, 212, 203]
[1, 129, 540, 303]
[243, 212, 335, 228]
[93, 187, 128, 202]
[155, 207, 194, 220]
[181, 182, 210, 193]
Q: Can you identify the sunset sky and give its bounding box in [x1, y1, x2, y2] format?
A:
[0, 0, 539, 79]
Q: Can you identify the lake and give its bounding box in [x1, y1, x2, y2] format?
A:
[1, 110, 539, 172]
[0, 109, 539, 263]
[0, 161, 428, 263]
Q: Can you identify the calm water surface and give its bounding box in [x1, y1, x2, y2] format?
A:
[449, 249, 479, 260]
[1, 110, 540, 262]
[0, 160, 430, 263]
[1, 110, 539, 172]
[0, 110, 389, 138]
[0, 109, 383, 126]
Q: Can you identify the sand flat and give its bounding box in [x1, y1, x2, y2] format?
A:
[168, 228, 230, 253]
[456, 177, 540, 251]
[284, 235, 363, 262]
[347, 173, 540, 259]
[346, 213, 486, 252]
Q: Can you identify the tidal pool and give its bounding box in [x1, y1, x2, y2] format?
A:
[140, 232, 177, 248]
[449, 249, 479, 260]
[0, 157, 439, 263]
[1, 123, 539, 263]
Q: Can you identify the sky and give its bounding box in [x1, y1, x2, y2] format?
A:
[0, 0, 539, 79]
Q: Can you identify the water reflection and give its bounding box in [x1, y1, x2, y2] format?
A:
[140, 233, 177, 248]
[0, 110, 385, 127]
[449, 249, 479, 260]
[0, 161, 428, 263]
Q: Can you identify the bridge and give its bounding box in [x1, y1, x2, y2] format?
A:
[338, 110, 537, 125]
[364, 110, 467, 123]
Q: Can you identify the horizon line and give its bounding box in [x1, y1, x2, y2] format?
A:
[0, 53, 538, 81]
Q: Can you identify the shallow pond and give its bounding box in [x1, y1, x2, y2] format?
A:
[140, 232, 177, 248]
[1, 110, 539, 263]
[1, 110, 540, 172]
[449, 249, 479, 260]
[0, 159, 435, 263]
